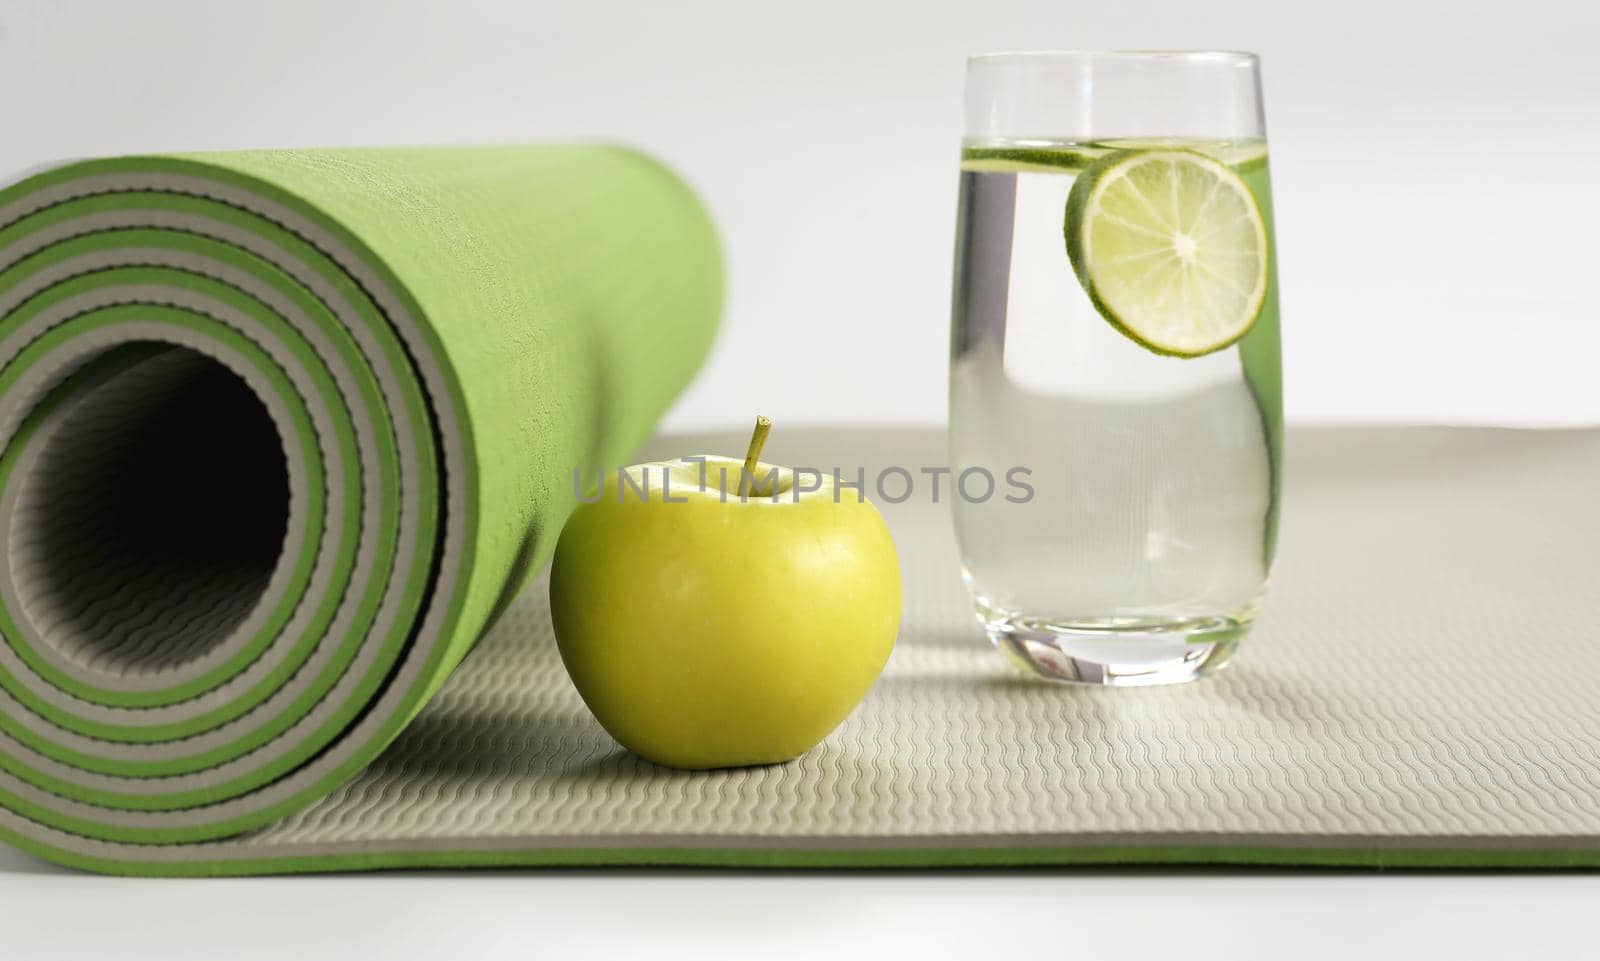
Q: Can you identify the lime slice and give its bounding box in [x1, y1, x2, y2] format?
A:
[1064, 149, 1269, 358]
[1210, 142, 1269, 173]
[1096, 138, 1269, 173]
[960, 145, 1108, 175]
[1096, 137, 1232, 151]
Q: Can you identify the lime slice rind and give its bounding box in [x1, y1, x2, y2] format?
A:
[1094, 138, 1269, 173]
[1064, 149, 1270, 359]
[962, 140, 1268, 176]
[960, 145, 1108, 175]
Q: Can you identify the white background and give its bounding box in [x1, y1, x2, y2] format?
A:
[5, 0, 1598, 433]
[3, 0, 1599, 957]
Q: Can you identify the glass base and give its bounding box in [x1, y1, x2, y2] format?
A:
[978, 605, 1249, 686]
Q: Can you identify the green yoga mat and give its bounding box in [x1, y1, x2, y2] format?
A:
[5, 417, 1600, 874]
[0, 145, 721, 872]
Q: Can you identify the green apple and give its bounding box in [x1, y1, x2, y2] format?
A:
[549, 419, 902, 770]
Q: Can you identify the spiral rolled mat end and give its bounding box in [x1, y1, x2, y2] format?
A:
[0, 146, 722, 867]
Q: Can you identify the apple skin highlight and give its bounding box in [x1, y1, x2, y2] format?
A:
[549, 454, 903, 771]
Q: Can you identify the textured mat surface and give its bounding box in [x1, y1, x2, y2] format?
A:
[0, 147, 722, 872]
[11, 425, 1600, 874]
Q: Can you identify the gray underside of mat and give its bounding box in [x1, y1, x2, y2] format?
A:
[18, 425, 1600, 869]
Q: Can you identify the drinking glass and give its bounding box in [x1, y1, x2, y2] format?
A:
[949, 51, 1282, 685]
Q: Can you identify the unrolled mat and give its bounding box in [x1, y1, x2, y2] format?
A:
[5, 422, 1600, 873]
[0, 146, 723, 873]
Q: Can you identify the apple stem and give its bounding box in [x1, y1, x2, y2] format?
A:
[738, 415, 772, 498]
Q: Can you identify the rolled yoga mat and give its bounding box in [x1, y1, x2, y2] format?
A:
[0, 146, 722, 871]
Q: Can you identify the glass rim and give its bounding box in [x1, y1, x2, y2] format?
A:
[967, 49, 1259, 67]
